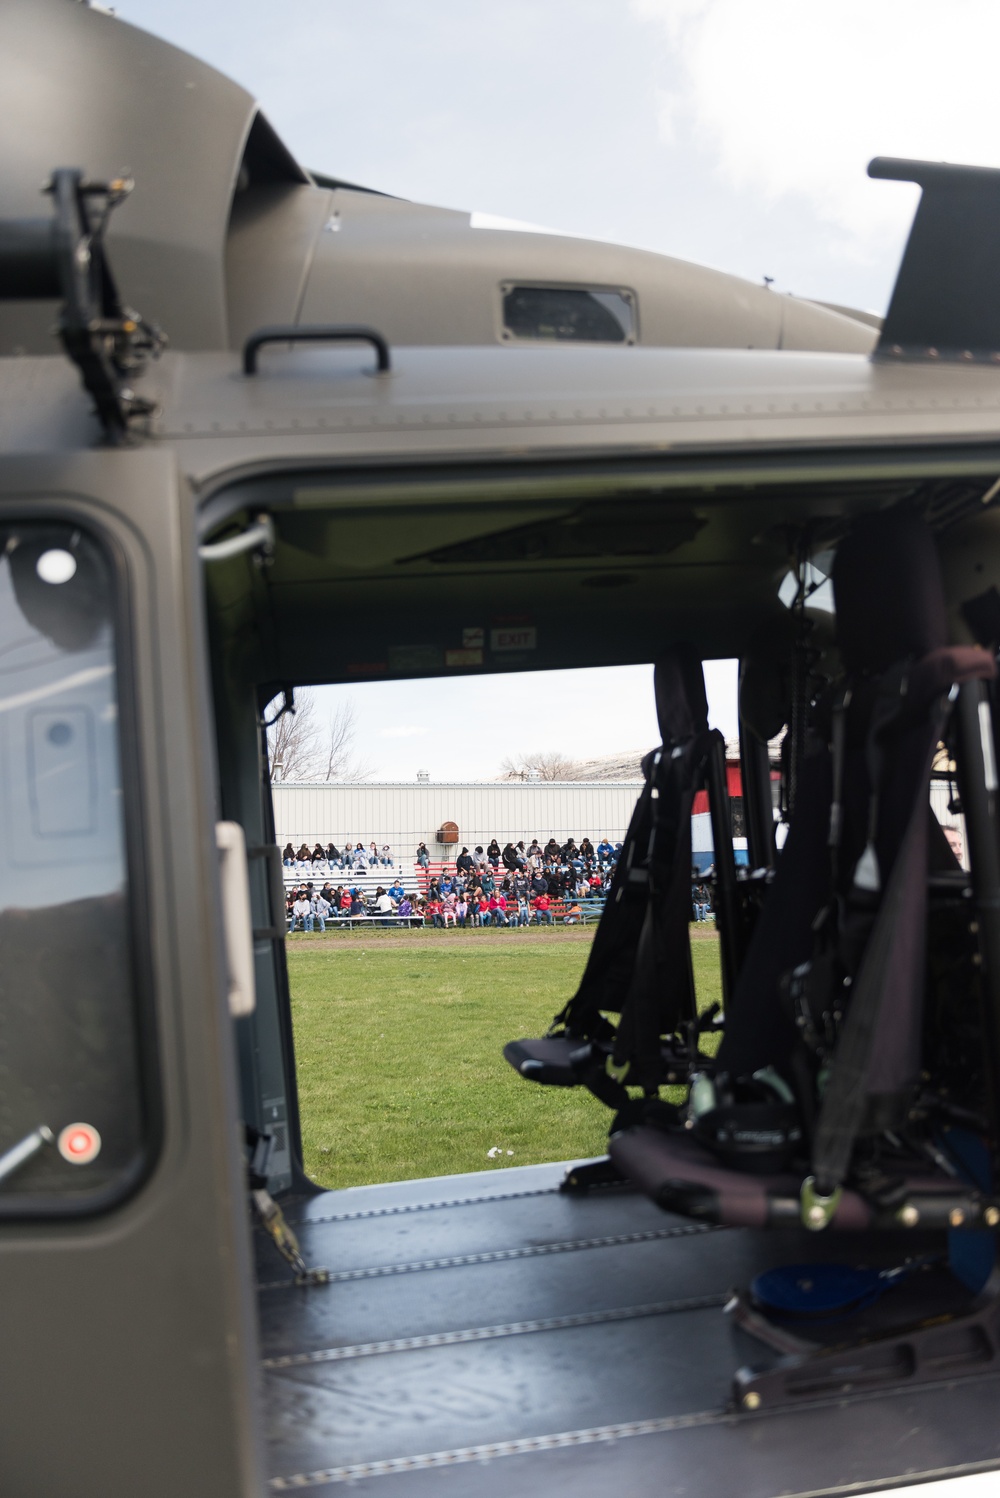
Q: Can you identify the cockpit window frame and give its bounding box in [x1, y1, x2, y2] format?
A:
[0, 505, 162, 1221]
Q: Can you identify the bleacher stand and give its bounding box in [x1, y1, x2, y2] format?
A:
[280, 843, 616, 931]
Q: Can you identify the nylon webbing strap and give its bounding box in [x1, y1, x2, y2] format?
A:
[810, 712, 945, 1194]
[613, 731, 714, 1083]
[827, 689, 850, 884]
[548, 647, 710, 1049]
[547, 768, 655, 1035]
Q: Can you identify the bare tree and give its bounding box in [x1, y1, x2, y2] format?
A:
[499, 750, 582, 781]
[266, 690, 372, 782]
[321, 699, 372, 782]
[266, 691, 321, 782]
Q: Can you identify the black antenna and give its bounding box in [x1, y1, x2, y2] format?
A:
[870, 156, 1000, 363]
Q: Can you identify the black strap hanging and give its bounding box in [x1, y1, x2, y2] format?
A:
[810, 699, 948, 1196]
[548, 648, 710, 1043]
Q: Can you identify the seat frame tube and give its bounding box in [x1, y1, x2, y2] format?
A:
[739, 716, 776, 873]
[955, 676, 1000, 1172]
[705, 734, 741, 1006]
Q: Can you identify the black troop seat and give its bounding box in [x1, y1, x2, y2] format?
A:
[504, 646, 723, 1125]
[610, 511, 999, 1244]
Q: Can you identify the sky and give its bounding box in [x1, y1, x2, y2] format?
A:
[295, 661, 739, 783]
[113, 0, 1000, 779]
[112, 0, 1000, 311]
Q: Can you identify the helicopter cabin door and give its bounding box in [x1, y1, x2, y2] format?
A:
[0, 449, 263, 1498]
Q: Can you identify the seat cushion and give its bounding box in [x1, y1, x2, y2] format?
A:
[610, 1125, 872, 1230]
[503, 1036, 585, 1087]
[505, 1036, 691, 1090]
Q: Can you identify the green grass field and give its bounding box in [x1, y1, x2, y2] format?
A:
[289, 925, 722, 1190]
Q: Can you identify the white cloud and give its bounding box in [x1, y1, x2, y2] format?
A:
[378, 725, 428, 739]
[632, 0, 1000, 259]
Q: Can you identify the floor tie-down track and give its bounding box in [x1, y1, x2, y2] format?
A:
[257, 1162, 1000, 1496]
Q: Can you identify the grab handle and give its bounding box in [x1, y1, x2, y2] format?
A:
[242, 323, 390, 375]
[216, 821, 257, 1017]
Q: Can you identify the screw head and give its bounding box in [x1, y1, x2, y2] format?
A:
[899, 1204, 920, 1227]
[950, 1208, 966, 1227]
[985, 1206, 1000, 1227]
[743, 1391, 761, 1410]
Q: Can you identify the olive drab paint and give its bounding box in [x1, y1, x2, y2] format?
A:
[1, 4, 1000, 1497]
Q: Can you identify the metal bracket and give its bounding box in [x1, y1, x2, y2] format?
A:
[800, 1175, 843, 1231]
[262, 687, 295, 731]
[730, 1278, 1000, 1410]
[248, 844, 287, 941]
[560, 1157, 630, 1195]
[0, 168, 165, 440]
[252, 1186, 330, 1286]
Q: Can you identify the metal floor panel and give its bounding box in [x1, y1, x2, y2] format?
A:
[253, 1173, 669, 1283]
[282, 1160, 577, 1218]
[266, 1380, 1000, 1498]
[259, 1162, 1000, 1495]
[265, 1303, 729, 1472]
[259, 1234, 721, 1360]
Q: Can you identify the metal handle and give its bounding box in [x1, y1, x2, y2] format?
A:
[199, 513, 274, 564]
[242, 323, 391, 375]
[216, 821, 257, 1017]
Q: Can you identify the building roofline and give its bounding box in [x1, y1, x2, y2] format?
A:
[271, 780, 647, 789]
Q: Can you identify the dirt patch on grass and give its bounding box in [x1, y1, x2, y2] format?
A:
[289, 925, 597, 948]
[290, 923, 719, 949]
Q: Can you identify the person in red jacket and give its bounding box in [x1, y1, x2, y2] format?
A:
[533, 893, 553, 925]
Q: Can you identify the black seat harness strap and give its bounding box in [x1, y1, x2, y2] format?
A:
[810, 682, 950, 1203]
[612, 728, 719, 1088]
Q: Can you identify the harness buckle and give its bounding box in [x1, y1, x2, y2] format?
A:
[800, 1175, 843, 1231]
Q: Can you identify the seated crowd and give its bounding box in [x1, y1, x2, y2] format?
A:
[284, 834, 623, 877]
[284, 834, 623, 931]
[425, 836, 620, 879]
[286, 881, 420, 930]
[283, 840, 396, 871]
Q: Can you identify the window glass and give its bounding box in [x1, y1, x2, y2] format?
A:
[0, 523, 147, 1214]
[502, 285, 635, 343]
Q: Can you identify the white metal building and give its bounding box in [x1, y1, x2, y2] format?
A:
[273, 780, 644, 858]
[273, 777, 966, 869]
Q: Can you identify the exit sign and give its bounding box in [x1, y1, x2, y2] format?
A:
[491, 626, 537, 652]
